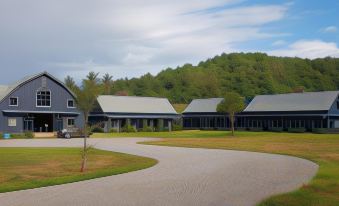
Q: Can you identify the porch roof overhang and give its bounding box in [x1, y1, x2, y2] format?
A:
[90, 113, 180, 119]
[2, 110, 80, 115]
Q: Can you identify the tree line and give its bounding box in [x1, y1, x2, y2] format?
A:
[65, 52, 339, 104]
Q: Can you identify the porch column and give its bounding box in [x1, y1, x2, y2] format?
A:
[106, 118, 112, 133]
[157, 119, 164, 132]
[117, 119, 121, 133]
[168, 120, 172, 132]
[142, 119, 148, 129]
[150, 119, 154, 131]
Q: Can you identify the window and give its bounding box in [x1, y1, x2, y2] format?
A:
[67, 118, 75, 127]
[8, 118, 17, 127]
[337, 101, 339, 110]
[67, 99, 75, 108]
[36, 90, 51, 107]
[9, 97, 18, 106]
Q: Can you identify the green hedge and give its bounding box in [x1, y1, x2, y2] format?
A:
[91, 127, 104, 133]
[122, 124, 137, 133]
[288, 128, 306, 133]
[141, 126, 153, 132]
[312, 128, 329, 134]
[269, 127, 284, 132]
[172, 123, 183, 131]
[248, 127, 263, 132]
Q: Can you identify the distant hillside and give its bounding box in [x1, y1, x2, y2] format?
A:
[111, 53, 339, 103]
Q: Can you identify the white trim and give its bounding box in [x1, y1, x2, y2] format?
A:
[66, 117, 75, 127]
[9, 97, 19, 107]
[36, 89, 52, 108]
[67, 99, 76, 108]
[2, 110, 80, 115]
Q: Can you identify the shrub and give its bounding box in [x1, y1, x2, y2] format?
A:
[269, 127, 284, 132]
[122, 124, 137, 133]
[312, 128, 328, 134]
[288, 128, 306, 133]
[248, 127, 263, 132]
[10, 133, 26, 139]
[91, 127, 104, 133]
[0, 133, 2, 138]
[141, 126, 153, 132]
[24, 131, 34, 138]
[172, 123, 183, 131]
[109, 128, 118, 133]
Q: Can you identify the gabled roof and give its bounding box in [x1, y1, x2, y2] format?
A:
[97, 95, 178, 114]
[183, 98, 224, 113]
[0, 71, 75, 103]
[244, 91, 339, 112]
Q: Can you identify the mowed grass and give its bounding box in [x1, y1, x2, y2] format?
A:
[92, 130, 233, 138]
[0, 148, 157, 193]
[137, 130, 339, 206]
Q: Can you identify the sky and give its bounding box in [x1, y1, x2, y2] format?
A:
[0, 0, 338, 83]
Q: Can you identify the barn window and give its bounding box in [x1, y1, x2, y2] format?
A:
[36, 90, 51, 107]
[9, 97, 18, 106]
[67, 118, 75, 127]
[67, 99, 75, 108]
[8, 118, 17, 127]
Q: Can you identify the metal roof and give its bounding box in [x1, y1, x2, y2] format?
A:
[183, 98, 224, 113]
[0, 71, 76, 103]
[244, 91, 339, 112]
[97, 95, 178, 114]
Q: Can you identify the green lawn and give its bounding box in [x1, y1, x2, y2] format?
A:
[92, 130, 339, 206]
[0, 148, 157, 193]
[92, 130, 234, 138]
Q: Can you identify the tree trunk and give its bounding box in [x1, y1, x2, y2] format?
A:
[230, 113, 235, 136]
[80, 113, 88, 172]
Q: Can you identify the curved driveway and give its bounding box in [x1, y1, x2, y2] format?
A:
[0, 138, 318, 206]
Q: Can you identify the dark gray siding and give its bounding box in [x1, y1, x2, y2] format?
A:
[0, 74, 84, 133]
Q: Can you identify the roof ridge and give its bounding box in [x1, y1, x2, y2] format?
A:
[99, 95, 168, 100]
[257, 90, 339, 97]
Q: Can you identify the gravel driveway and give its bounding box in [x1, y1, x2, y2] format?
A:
[0, 138, 318, 206]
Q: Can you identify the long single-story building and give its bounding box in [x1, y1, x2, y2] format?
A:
[89, 95, 179, 132]
[240, 91, 339, 132]
[183, 91, 339, 132]
[182, 98, 230, 129]
[0, 72, 83, 133]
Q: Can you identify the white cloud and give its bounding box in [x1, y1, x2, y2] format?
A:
[272, 40, 287, 46]
[322, 26, 337, 33]
[269, 40, 339, 59]
[0, 0, 289, 81]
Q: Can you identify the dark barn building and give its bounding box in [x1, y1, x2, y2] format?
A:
[183, 91, 339, 132]
[182, 98, 233, 130]
[240, 91, 339, 132]
[0, 72, 83, 133]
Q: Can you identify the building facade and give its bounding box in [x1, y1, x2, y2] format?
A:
[182, 98, 231, 130]
[0, 72, 83, 133]
[240, 91, 339, 132]
[183, 91, 339, 132]
[90, 95, 179, 132]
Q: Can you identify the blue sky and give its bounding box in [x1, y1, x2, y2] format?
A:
[0, 0, 338, 83]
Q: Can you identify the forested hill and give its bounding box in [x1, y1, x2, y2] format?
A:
[111, 53, 339, 103]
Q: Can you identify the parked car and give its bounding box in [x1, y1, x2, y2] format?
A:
[57, 128, 88, 139]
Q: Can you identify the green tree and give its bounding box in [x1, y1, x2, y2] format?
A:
[102, 73, 113, 95]
[74, 75, 102, 172]
[64, 76, 78, 92]
[217, 92, 245, 136]
[86, 71, 100, 84]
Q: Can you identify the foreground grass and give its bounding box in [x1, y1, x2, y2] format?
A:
[139, 131, 339, 206]
[0, 148, 157, 193]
